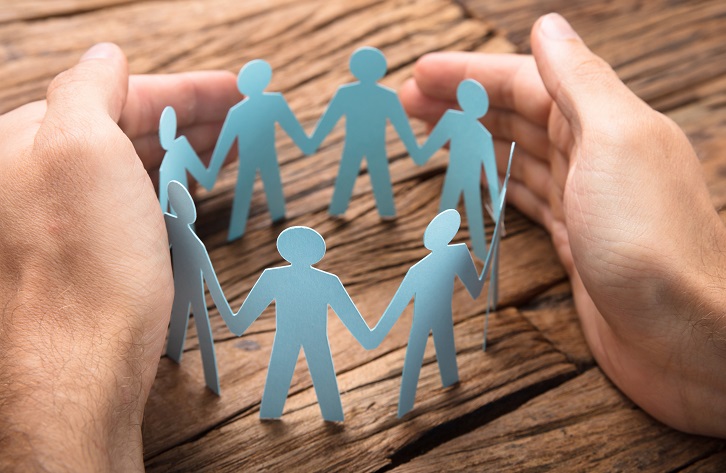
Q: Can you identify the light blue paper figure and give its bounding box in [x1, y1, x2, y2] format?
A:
[165, 181, 235, 395]
[412, 79, 502, 305]
[482, 142, 514, 351]
[158, 106, 215, 213]
[222, 226, 374, 421]
[368, 146, 512, 417]
[208, 60, 314, 242]
[309, 47, 420, 218]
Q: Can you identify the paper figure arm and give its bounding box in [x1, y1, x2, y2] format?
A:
[481, 131, 501, 218]
[387, 93, 421, 161]
[206, 109, 238, 184]
[200, 250, 236, 329]
[478, 143, 513, 282]
[415, 112, 453, 166]
[453, 244, 483, 299]
[178, 137, 216, 190]
[369, 273, 416, 348]
[309, 88, 346, 152]
[228, 269, 276, 336]
[277, 96, 314, 155]
[329, 276, 375, 349]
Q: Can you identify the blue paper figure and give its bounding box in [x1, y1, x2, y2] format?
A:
[165, 181, 235, 395]
[158, 106, 215, 213]
[369, 146, 512, 417]
[309, 47, 420, 218]
[208, 60, 314, 242]
[222, 226, 374, 421]
[412, 79, 502, 305]
[482, 142, 514, 351]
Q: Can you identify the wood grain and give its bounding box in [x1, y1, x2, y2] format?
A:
[391, 368, 725, 472]
[1, 0, 725, 471]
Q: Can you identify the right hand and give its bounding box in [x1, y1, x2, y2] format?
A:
[400, 14, 726, 437]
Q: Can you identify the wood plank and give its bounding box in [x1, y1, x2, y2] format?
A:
[0, 0, 559, 465]
[457, 0, 726, 113]
[518, 282, 593, 369]
[391, 368, 726, 472]
[144, 307, 578, 471]
[680, 449, 726, 472]
[0, 0, 145, 23]
[143, 175, 566, 459]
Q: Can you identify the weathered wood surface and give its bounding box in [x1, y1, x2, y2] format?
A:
[1, 0, 725, 471]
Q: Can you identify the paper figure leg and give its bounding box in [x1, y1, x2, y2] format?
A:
[432, 316, 459, 387]
[259, 155, 286, 223]
[366, 152, 395, 218]
[329, 148, 364, 216]
[305, 345, 344, 422]
[464, 187, 487, 261]
[191, 293, 221, 395]
[260, 343, 300, 419]
[438, 175, 461, 212]
[228, 160, 257, 242]
[166, 297, 192, 363]
[398, 322, 431, 417]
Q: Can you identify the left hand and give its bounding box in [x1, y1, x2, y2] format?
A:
[0, 43, 238, 470]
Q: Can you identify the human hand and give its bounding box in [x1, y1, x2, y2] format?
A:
[0, 43, 238, 470]
[401, 14, 726, 437]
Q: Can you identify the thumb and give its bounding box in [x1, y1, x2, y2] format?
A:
[530, 14, 638, 135]
[45, 43, 129, 124]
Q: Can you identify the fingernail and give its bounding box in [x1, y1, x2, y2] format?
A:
[539, 13, 580, 41]
[80, 42, 116, 62]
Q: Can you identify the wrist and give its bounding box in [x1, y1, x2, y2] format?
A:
[665, 220, 726, 436]
[0, 281, 147, 471]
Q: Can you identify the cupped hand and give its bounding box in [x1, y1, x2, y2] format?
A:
[400, 14, 726, 437]
[0, 43, 237, 470]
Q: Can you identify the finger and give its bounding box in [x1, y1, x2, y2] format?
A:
[530, 13, 639, 135]
[402, 78, 550, 161]
[491, 139, 552, 203]
[412, 52, 552, 126]
[131, 121, 225, 169]
[44, 43, 128, 124]
[119, 71, 239, 139]
[505, 179, 553, 232]
[482, 109, 550, 161]
[400, 77, 453, 124]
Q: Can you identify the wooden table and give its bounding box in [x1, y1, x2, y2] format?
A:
[2, 0, 725, 470]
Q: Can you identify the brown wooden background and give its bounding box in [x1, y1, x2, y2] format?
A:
[1, 0, 725, 471]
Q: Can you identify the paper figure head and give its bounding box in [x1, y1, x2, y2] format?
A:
[350, 46, 387, 83]
[237, 59, 273, 96]
[159, 106, 177, 151]
[167, 180, 196, 224]
[277, 226, 326, 266]
[457, 79, 489, 118]
[423, 209, 461, 251]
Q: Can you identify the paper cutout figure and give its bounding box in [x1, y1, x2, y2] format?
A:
[482, 142, 514, 351]
[368, 145, 513, 417]
[158, 106, 215, 213]
[412, 79, 501, 302]
[223, 226, 374, 421]
[165, 181, 235, 395]
[309, 47, 420, 218]
[208, 60, 314, 242]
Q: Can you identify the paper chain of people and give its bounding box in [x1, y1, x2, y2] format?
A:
[161, 46, 515, 421]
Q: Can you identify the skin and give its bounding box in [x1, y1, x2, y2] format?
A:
[0, 43, 238, 471]
[400, 13, 726, 437]
[0, 12, 725, 470]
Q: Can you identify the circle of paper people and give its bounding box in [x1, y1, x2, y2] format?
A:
[160, 46, 515, 421]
